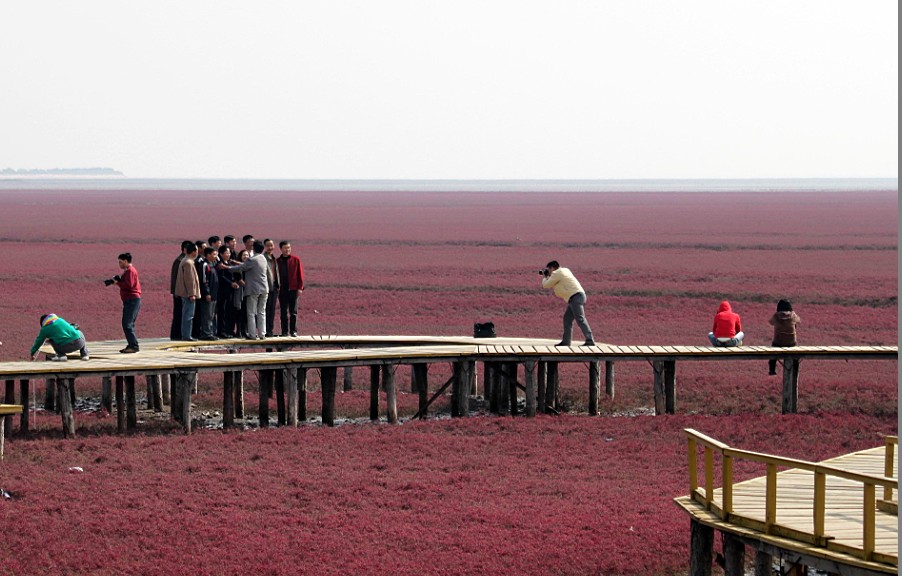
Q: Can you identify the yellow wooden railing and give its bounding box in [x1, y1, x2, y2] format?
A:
[685, 428, 898, 563]
[883, 435, 897, 502]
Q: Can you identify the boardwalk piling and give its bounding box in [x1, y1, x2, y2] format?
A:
[605, 361, 615, 398]
[588, 361, 600, 416]
[3, 380, 13, 438]
[689, 519, 714, 576]
[664, 360, 677, 414]
[506, 362, 518, 416]
[286, 368, 298, 426]
[297, 367, 308, 422]
[125, 376, 137, 430]
[258, 370, 271, 428]
[488, 362, 501, 414]
[782, 359, 799, 414]
[223, 372, 234, 429]
[321, 367, 337, 426]
[57, 378, 75, 438]
[176, 372, 194, 434]
[414, 364, 428, 419]
[524, 360, 537, 417]
[116, 376, 126, 431]
[369, 365, 380, 421]
[545, 362, 559, 413]
[753, 550, 772, 576]
[722, 532, 745, 576]
[383, 365, 397, 424]
[18, 379, 29, 433]
[653, 361, 666, 415]
[160, 374, 171, 406]
[537, 361, 546, 415]
[44, 377, 55, 412]
[344, 366, 353, 392]
[275, 369, 286, 425]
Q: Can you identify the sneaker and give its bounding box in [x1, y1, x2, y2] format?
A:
[80, 355, 90, 361]
[120, 347, 139, 354]
[290, 332, 298, 337]
[582, 340, 596, 347]
[50, 355, 68, 362]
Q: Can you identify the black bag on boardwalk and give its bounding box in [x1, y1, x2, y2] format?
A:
[473, 322, 496, 338]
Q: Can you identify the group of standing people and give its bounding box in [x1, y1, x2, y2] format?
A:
[170, 235, 305, 342]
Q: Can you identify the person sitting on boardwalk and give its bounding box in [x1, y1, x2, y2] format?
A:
[541, 261, 595, 347]
[30, 313, 89, 361]
[707, 300, 744, 347]
[107, 252, 142, 353]
[768, 299, 801, 375]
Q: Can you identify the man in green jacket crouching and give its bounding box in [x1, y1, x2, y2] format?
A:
[29, 313, 90, 361]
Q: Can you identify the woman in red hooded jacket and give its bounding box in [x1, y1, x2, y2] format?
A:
[707, 301, 744, 347]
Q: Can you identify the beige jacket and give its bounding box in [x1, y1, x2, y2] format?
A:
[542, 267, 584, 302]
[174, 257, 201, 299]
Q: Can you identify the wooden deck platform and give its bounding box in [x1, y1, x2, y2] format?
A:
[675, 431, 898, 575]
[0, 335, 896, 436]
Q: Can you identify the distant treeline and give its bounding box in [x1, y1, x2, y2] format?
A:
[0, 167, 123, 176]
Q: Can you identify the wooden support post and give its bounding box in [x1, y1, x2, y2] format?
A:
[152, 376, 163, 412]
[781, 359, 797, 414]
[258, 370, 271, 428]
[297, 368, 308, 422]
[125, 376, 137, 431]
[753, 550, 772, 576]
[722, 531, 745, 576]
[507, 362, 518, 416]
[18, 379, 29, 433]
[160, 373, 171, 406]
[415, 364, 428, 419]
[369, 365, 380, 421]
[223, 372, 234, 429]
[234, 371, 245, 419]
[69, 377, 76, 407]
[791, 359, 799, 412]
[458, 362, 473, 418]
[57, 378, 75, 438]
[536, 361, 546, 415]
[524, 360, 537, 417]
[605, 361, 615, 399]
[344, 366, 354, 392]
[482, 362, 493, 400]
[451, 363, 463, 418]
[664, 360, 677, 414]
[689, 519, 714, 576]
[145, 376, 154, 409]
[3, 380, 14, 438]
[169, 374, 178, 420]
[546, 362, 559, 413]
[44, 377, 55, 412]
[286, 368, 298, 426]
[383, 365, 397, 424]
[275, 369, 286, 425]
[488, 362, 501, 414]
[588, 361, 600, 416]
[469, 361, 477, 396]
[410, 364, 418, 394]
[116, 376, 126, 431]
[177, 372, 194, 434]
[653, 360, 666, 415]
[321, 367, 337, 427]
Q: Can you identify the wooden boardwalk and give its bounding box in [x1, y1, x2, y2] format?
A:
[0, 335, 896, 436]
[675, 430, 898, 576]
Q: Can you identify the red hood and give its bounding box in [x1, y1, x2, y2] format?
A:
[717, 301, 732, 313]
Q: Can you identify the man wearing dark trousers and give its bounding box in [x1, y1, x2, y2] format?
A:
[263, 239, 280, 338]
[277, 241, 305, 337]
[170, 240, 193, 340]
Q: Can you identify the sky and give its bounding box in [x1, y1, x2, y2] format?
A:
[0, 1, 897, 180]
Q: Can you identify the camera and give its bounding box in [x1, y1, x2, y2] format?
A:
[538, 268, 550, 277]
[103, 275, 121, 286]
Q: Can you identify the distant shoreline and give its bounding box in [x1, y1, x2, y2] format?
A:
[0, 177, 895, 193]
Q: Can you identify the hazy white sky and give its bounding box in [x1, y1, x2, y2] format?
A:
[1, 1, 897, 179]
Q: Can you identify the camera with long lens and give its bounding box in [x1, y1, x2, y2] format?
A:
[538, 267, 550, 277]
[103, 275, 121, 287]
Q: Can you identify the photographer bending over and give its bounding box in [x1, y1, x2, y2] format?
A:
[541, 261, 595, 347]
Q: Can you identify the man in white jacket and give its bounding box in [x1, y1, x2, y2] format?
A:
[541, 260, 595, 347]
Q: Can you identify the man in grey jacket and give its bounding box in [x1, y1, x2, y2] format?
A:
[230, 240, 269, 339]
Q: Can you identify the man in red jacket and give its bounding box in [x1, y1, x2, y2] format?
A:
[707, 300, 744, 347]
[277, 241, 305, 337]
[106, 252, 142, 353]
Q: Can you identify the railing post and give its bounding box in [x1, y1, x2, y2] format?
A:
[884, 438, 896, 501]
[765, 463, 777, 531]
[704, 447, 713, 509]
[722, 454, 733, 518]
[688, 436, 698, 494]
[813, 470, 826, 539]
[863, 483, 875, 560]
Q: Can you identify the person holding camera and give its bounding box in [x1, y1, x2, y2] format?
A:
[540, 261, 595, 347]
[105, 252, 142, 353]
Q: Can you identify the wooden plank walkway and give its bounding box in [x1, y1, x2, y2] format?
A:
[1, 335, 896, 435]
[675, 431, 898, 575]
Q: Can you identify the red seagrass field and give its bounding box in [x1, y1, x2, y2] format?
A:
[0, 187, 897, 575]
